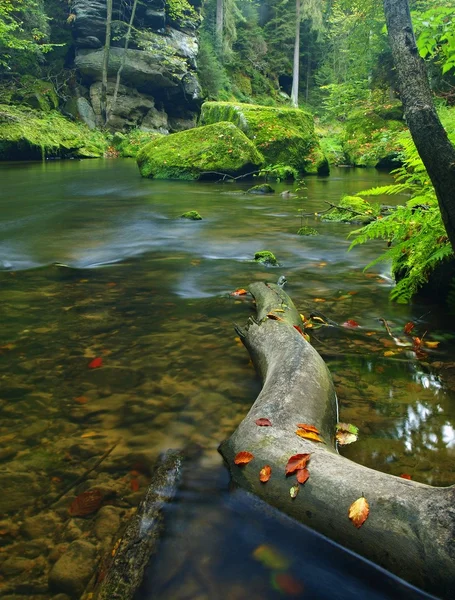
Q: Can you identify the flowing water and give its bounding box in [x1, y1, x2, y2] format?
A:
[0, 159, 454, 599]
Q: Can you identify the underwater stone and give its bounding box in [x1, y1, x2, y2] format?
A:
[297, 226, 319, 236]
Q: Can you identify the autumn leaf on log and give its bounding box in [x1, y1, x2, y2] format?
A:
[88, 357, 103, 369]
[342, 319, 360, 328]
[255, 418, 272, 426]
[293, 325, 304, 336]
[296, 468, 310, 484]
[400, 473, 412, 480]
[296, 424, 320, 435]
[69, 489, 103, 517]
[266, 313, 285, 321]
[285, 453, 311, 475]
[259, 465, 272, 482]
[336, 423, 359, 446]
[295, 429, 324, 443]
[348, 496, 370, 528]
[290, 485, 299, 498]
[234, 451, 254, 465]
[231, 288, 248, 296]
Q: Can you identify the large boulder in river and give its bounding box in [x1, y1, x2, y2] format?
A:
[137, 122, 264, 180]
[200, 101, 329, 175]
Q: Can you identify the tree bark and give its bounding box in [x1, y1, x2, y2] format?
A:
[291, 0, 301, 107]
[383, 0, 455, 253]
[94, 450, 183, 600]
[108, 0, 138, 124]
[219, 282, 455, 600]
[216, 0, 224, 56]
[101, 0, 113, 126]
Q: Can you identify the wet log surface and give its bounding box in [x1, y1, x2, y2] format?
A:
[219, 282, 455, 599]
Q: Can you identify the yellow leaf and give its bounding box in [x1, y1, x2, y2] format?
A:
[313, 298, 326, 303]
[295, 429, 324, 443]
[425, 341, 439, 349]
[81, 432, 98, 438]
[348, 496, 370, 528]
[383, 350, 396, 357]
[290, 485, 299, 498]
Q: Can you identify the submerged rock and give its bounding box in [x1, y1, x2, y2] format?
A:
[247, 184, 275, 194]
[297, 226, 319, 236]
[137, 122, 264, 180]
[48, 540, 97, 598]
[254, 251, 278, 266]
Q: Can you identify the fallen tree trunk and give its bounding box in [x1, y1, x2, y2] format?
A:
[94, 450, 183, 600]
[219, 282, 455, 599]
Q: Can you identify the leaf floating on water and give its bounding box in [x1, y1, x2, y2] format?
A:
[336, 423, 359, 446]
[255, 418, 272, 427]
[81, 431, 99, 438]
[383, 350, 396, 357]
[342, 319, 360, 328]
[336, 423, 359, 435]
[234, 451, 254, 465]
[400, 473, 412, 480]
[313, 298, 326, 303]
[285, 453, 311, 475]
[259, 465, 272, 482]
[290, 485, 299, 499]
[348, 496, 370, 528]
[296, 468, 310, 484]
[69, 489, 103, 517]
[295, 429, 324, 443]
[404, 321, 415, 335]
[231, 288, 248, 296]
[88, 357, 103, 369]
[296, 424, 320, 435]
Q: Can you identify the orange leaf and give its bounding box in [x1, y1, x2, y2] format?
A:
[255, 418, 272, 426]
[69, 489, 103, 517]
[232, 288, 248, 296]
[404, 321, 415, 334]
[266, 313, 284, 321]
[74, 396, 88, 405]
[130, 478, 140, 492]
[425, 341, 439, 349]
[88, 357, 103, 369]
[259, 465, 272, 482]
[400, 473, 412, 480]
[348, 496, 370, 528]
[234, 451, 254, 465]
[296, 468, 310, 484]
[295, 429, 324, 443]
[293, 325, 304, 336]
[296, 424, 320, 435]
[313, 298, 326, 303]
[285, 453, 311, 475]
[342, 319, 360, 328]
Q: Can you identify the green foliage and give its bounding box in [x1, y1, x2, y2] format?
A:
[114, 129, 163, 158]
[349, 134, 453, 303]
[259, 163, 299, 181]
[197, 31, 231, 99]
[180, 210, 202, 220]
[323, 195, 381, 224]
[413, 5, 455, 75]
[297, 226, 319, 236]
[166, 0, 200, 27]
[254, 250, 278, 265]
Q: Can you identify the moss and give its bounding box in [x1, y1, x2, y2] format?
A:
[254, 250, 278, 266]
[200, 101, 328, 175]
[137, 121, 264, 180]
[0, 104, 108, 160]
[297, 226, 319, 236]
[10, 76, 59, 112]
[247, 184, 275, 194]
[180, 210, 202, 220]
[114, 129, 163, 158]
[322, 195, 379, 224]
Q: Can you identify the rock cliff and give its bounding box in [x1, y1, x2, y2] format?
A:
[69, 0, 202, 132]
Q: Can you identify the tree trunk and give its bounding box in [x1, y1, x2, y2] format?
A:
[108, 0, 138, 124]
[216, 0, 224, 56]
[94, 450, 183, 600]
[219, 282, 455, 599]
[291, 0, 301, 107]
[383, 0, 455, 253]
[101, 0, 113, 126]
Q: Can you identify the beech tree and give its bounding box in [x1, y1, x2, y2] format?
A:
[383, 0, 455, 252]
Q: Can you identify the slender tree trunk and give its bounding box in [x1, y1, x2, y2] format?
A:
[101, 0, 113, 126]
[305, 49, 311, 102]
[108, 0, 138, 123]
[291, 0, 301, 107]
[383, 0, 455, 253]
[216, 0, 224, 57]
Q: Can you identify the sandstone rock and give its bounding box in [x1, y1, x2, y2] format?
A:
[76, 97, 96, 129]
[21, 512, 61, 539]
[48, 540, 97, 598]
[0, 472, 47, 514]
[94, 505, 121, 542]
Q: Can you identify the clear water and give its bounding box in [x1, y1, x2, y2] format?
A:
[0, 159, 453, 599]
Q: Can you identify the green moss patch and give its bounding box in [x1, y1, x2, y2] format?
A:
[113, 129, 163, 158]
[247, 184, 275, 194]
[180, 210, 202, 220]
[254, 250, 278, 266]
[136, 121, 264, 180]
[297, 226, 319, 236]
[322, 195, 380, 224]
[200, 101, 328, 175]
[0, 104, 108, 160]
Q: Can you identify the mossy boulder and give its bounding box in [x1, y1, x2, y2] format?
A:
[180, 210, 202, 220]
[254, 250, 278, 266]
[200, 101, 328, 176]
[10, 77, 59, 112]
[247, 184, 275, 194]
[0, 104, 108, 160]
[322, 195, 379, 224]
[136, 121, 264, 180]
[113, 129, 163, 158]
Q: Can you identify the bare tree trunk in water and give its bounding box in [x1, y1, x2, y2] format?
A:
[101, 0, 113, 125]
[108, 0, 138, 124]
[216, 0, 224, 57]
[383, 0, 455, 252]
[291, 0, 301, 107]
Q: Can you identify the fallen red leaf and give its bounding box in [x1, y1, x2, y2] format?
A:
[272, 572, 304, 596]
[88, 357, 103, 369]
[130, 478, 140, 492]
[348, 496, 370, 528]
[259, 465, 272, 482]
[232, 288, 248, 296]
[234, 451, 254, 465]
[295, 429, 324, 443]
[296, 424, 320, 434]
[404, 321, 415, 335]
[400, 473, 412, 480]
[293, 325, 304, 336]
[285, 453, 311, 475]
[342, 319, 360, 328]
[255, 418, 272, 426]
[69, 489, 103, 517]
[296, 468, 310, 484]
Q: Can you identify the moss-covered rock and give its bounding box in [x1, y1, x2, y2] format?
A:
[297, 226, 319, 236]
[254, 250, 278, 266]
[113, 129, 163, 158]
[180, 210, 202, 220]
[200, 101, 328, 175]
[0, 104, 108, 160]
[247, 184, 275, 194]
[9, 77, 59, 112]
[136, 121, 264, 180]
[322, 195, 379, 224]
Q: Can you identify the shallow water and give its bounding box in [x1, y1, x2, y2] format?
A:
[0, 159, 454, 599]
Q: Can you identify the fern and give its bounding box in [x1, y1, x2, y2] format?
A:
[349, 131, 453, 303]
